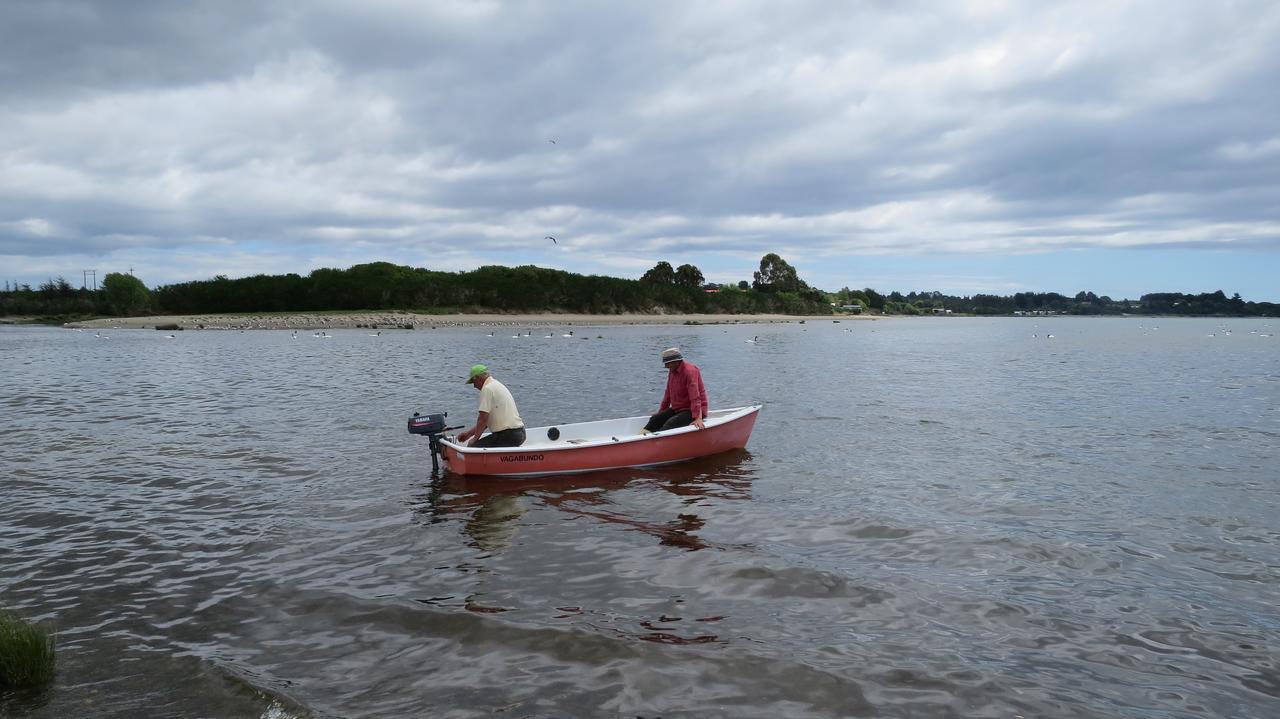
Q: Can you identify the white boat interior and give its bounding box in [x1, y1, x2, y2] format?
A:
[442, 405, 760, 453]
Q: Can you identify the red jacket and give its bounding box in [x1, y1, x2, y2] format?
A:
[660, 361, 708, 418]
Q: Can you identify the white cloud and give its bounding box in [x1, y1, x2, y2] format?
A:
[0, 0, 1277, 298]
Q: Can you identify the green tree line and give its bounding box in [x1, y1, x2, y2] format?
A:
[4, 262, 1275, 319]
[1, 255, 831, 318]
[826, 288, 1278, 317]
[0, 273, 150, 318]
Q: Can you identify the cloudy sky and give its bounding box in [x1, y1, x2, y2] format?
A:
[3, 1, 1278, 300]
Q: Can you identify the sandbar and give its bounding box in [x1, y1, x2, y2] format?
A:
[64, 312, 875, 330]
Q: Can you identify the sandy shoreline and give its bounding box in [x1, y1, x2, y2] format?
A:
[63, 311, 874, 330]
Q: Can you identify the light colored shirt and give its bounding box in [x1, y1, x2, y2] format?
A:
[478, 377, 523, 432]
[660, 361, 708, 419]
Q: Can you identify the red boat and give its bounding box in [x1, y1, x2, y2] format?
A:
[437, 405, 761, 477]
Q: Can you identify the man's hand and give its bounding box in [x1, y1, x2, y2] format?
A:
[693, 417, 705, 430]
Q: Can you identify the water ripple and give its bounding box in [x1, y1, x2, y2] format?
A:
[2, 320, 1278, 717]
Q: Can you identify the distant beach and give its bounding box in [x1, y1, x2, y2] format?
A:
[63, 312, 875, 330]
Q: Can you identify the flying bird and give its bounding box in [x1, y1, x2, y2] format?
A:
[548, 139, 556, 144]
[545, 236, 557, 244]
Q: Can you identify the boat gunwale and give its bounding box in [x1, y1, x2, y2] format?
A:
[439, 404, 761, 455]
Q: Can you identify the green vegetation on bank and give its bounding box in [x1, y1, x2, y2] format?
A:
[0, 254, 831, 318]
[0, 611, 55, 689]
[1, 255, 1275, 319]
[829, 288, 1278, 317]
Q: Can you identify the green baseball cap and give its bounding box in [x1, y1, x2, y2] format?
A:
[465, 364, 488, 383]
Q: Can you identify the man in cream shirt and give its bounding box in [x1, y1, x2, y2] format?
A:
[456, 364, 527, 447]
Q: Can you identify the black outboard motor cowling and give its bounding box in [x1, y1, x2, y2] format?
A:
[407, 412, 448, 435]
[407, 411, 460, 474]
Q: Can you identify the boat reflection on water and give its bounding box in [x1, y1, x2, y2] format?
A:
[410, 449, 754, 553]
[463, 493, 529, 552]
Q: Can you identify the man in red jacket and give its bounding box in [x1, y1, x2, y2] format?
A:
[642, 347, 708, 434]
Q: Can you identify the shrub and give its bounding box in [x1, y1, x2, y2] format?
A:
[0, 611, 56, 689]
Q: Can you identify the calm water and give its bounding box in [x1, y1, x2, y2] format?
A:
[2, 317, 1277, 718]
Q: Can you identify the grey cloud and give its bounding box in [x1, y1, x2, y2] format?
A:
[2, 0, 1278, 292]
[0, 0, 285, 107]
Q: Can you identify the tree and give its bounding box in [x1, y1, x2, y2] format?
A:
[38, 276, 75, 298]
[752, 253, 800, 293]
[737, 280, 749, 290]
[674, 263, 704, 288]
[863, 288, 885, 310]
[641, 261, 676, 284]
[101, 272, 151, 316]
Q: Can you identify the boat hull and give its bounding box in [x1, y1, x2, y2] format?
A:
[440, 406, 759, 477]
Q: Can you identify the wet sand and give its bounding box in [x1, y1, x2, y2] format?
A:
[64, 311, 874, 330]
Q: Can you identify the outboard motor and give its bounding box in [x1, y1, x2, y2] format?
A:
[407, 412, 461, 474]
